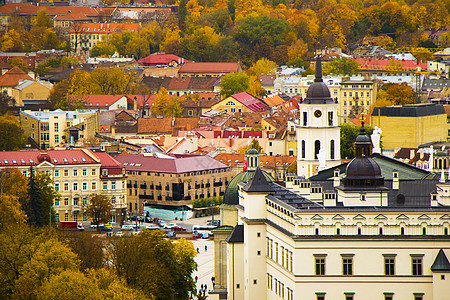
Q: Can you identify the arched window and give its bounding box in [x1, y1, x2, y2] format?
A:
[301, 140, 305, 158]
[330, 140, 335, 160]
[226, 101, 235, 106]
[314, 140, 320, 160]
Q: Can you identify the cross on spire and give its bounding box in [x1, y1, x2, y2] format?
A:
[359, 113, 365, 127]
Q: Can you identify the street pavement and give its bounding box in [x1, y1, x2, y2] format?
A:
[191, 239, 215, 296]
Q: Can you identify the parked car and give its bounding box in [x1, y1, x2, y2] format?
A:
[99, 227, 112, 232]
[207, 220, 220, 226]
[77, 223, 84, 231]
[121, 224, 134, 231]
[164, 223, 177, 229]
[166, 231, 176, 238]
[115, 231, 124, 237]
[193, 231, 202, 239]
[90, 223, 104, 229]
[144, 225, 159, 230]
[158, 220, 166, 228]
[171, 225, 187, 231]
[104, 223, 113, 229]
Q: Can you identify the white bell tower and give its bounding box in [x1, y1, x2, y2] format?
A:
[297, 57, 341, 178]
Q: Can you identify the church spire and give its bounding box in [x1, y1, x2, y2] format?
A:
[315, 55, 323, 83]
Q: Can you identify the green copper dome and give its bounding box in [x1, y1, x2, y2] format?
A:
[223, 169, 274, 205]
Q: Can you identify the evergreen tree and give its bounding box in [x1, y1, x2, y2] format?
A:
[25, 166, 45, 227]
[178, 0, 187, 31]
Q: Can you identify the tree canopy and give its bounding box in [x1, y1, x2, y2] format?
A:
[0, 113, 26, 151]
[220, 72, 250, 98]
[323, 57, 360, 76]
[83, 194, 114, 232]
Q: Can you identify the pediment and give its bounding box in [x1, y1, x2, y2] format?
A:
[311, 214, 323, 220]
[440, 214, 450, 220]
[375, 214, 387, 220]
[396, 214, 409, 220]
[353, 214, 366, 220]
[36, 161, 54, 168]
[332, 214, 345, 220]
[418, 214, 431, 220]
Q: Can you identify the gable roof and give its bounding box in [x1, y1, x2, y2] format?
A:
[228, 92, 270, 112]
[137, 53, 189, 66]
[226, 225, 244, 243]
[263, 94, 285, 107]
[0, 66, 33, 86]
[355, 58, 427, 71]
[178, 62, 240, 74]
[70, 95, 125, 109]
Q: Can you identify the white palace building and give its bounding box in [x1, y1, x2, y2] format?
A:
[211, 58, 450, 300]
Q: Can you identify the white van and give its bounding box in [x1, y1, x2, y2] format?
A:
[192, 225, 217, 231]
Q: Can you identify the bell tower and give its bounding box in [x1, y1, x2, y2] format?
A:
[296, 56, 341, 178]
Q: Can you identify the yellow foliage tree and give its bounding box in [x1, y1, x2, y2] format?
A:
[247, 58, 277, 76]
[287, 38, 308, 62]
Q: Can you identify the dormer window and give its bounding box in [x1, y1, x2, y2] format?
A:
[102, 170, 108, 176]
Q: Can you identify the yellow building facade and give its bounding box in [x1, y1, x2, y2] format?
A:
[371, 104, 447, 150]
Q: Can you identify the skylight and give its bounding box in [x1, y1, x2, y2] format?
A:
[12, 160, 17, 164]
[4, 160, 8, 164]
[53, 158, 57, 163]
[29, 159, 33, 163]
[63, 158, 68, 162]
[135, 163, 142, 167]
[130, 163, 135, 166]
[73, 158, 77, 162]
[81, 158, 86, 162]
[21, 159, 25, 164]
[123, 163, 128, 166]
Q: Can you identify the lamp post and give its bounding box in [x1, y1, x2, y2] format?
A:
[211, 200, 215, 224]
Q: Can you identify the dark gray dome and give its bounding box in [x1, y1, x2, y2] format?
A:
[304, 56, 334, 104]
[246, 148, 259, 155]
[345, 157, 382, 178]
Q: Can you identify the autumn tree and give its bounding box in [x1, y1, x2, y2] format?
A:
[32, 8, 53, 28]
[0, 169, 29, 229]
[67, 232, 104, 271]
[373, 83, 416, 107]
[83, 194, 114, 232]
[323, 57, 360, 76]
[109, 230, 196, 300]
[238, 139, 263, 154]
[151, 88, 183, 118]
[0, 113, 26, 151]
[7, 57, 27, 72]
[90, 67, 137, 95]
[220, 72, 250, 98]
[247, 58, 276, 76]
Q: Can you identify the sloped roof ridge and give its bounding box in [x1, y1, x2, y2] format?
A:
[431, 249, 450, 272]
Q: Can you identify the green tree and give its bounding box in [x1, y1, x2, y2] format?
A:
[323, 57, 360, 76]
[25, 167, 45, 227]
[7, 57, 27, 72]
[110, 230, 196, 300]
[340, 124, 374, 159]
[83, 194, 114, 233]
[0, 91, 16, 114]
[238, 139, 263, 154]
[90, 42, 117, 57]
[220, 72, 250, 98]
[0, 113, 26, 151]
[34, 171, 58, 226]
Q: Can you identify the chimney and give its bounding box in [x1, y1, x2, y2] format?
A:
[133, 96, 137, 111]
[333, 169, 340, 187]
[111, 126, 116, 138]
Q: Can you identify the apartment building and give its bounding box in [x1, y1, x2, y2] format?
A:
[0, 149, 127, 223]
[115, 153, 234, 216]
[20, 109, 98, 149]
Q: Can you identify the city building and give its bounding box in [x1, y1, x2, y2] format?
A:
[178, 62, 242, 77]
[212, 124, 450, 300]
[371, 104, 447, 151]
[0, 66, 33, 97]
[115, 153, 234, 216]
[20, 109, 98, 149]
[211, 92, 270, 114]
[69, 22, 140, 55]
[12, 79, 53, 107]
[339, 78, 377, 124]
[0, 149, 127, 223]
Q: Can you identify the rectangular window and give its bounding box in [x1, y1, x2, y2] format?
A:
[315, 255, 326, 275]
[64, 169, 69, 177]
[64, 213, 68, 221]
[342, 255, 353, 275]
[82, 182, 87, 190]
[73, 169, 78, 176]
[73, 197, 79, 206]
[303, 112, 307, 126]
[384, 293, 394, 300]
[281, 246, 285, 267]
[73, 182, 78, 191]
[275, 242, 278, 262]
[54, 123, 59, 132]
[345, 294, 354, 300]
[384, 255, 396, 276]
[103, 182, 108, 190]
[55, 183, 60, 191]
[92, 168, 96, 176]
[82, 197, 87, 206]
[55, 135, 59, 143]
[316, 293, 326, 300]
[64, 183, 69, 191]
[55, 199, 59, 206]
[92, 182, 97, 190]
[64, 198, 69, 206]
[413, 293, 423, 300]
[83, 169, 87, 176]
[411, 256, 423, 276]
[112, 181, 116, 189]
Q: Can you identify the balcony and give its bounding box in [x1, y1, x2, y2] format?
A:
[219, 191, 224, 196]
[155, 185, 162, 190]
[157, 195, 162, 200]
[205, 183, 210, 188]
[133, 184, 138, 188]
[213, 181, 223, 187]
[150, 184, 154, 189]
[165, 185, 170, 191]
[201, 184, 205, 188]
[139, 194, 154, 200]
[140, 184, 147, 189]
[195, 184, 200, 189]
[127, 183, 132, 188]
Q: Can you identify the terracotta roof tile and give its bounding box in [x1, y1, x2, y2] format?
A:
[70, 23, 140, 34]
[138, 118, 172, 134]
[0, 66, 33, 86]
[179, 62, 240, 74]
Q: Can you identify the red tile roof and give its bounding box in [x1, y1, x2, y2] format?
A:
[137, 53, 189, 66]
[263, 94, 285, 107]
[116, 153, 228, 173]
[230, 92, 270, 112]
[138, 118, 173, 134]
[70, 23, 140, 34]
[214, 153, 296, 167]
[124, 95, 155, 108]
[178, 62, 240, 74]
[355, 58, 427, 71]
[0, 66, 33, 87]
[0, 149, 122, 167]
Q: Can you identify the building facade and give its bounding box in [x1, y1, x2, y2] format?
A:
[0, 149, 127, 223]
[20, 109, 98, 149]
[217, 125, 450, 300]
[115, 153, 234, 215]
